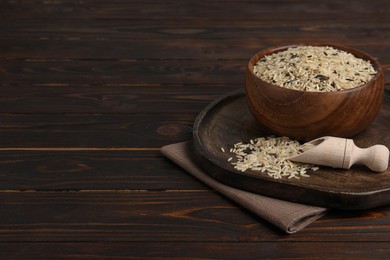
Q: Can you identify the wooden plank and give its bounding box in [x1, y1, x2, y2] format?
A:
[0, 150, 206, 190]
[1, 38, 389, 60]
[0, 190, 279, 241]
[0, 0, 388, 22]
[0, 241, 390, 259]
[0, 191, 390, 241]
[0, 113, 195, 148]
[0, 84, 240, 114]
[1, 21, 388, 41]
[0, 60, 246, 85]
[0, 60, 389, 85]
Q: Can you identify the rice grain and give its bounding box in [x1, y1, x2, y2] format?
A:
[227, 136, 318, 179]
[253, 46, 376, 92]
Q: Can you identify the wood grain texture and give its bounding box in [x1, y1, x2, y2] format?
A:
[0, 84, 388, 114]
[1, 38, 390, 60]
[0, 150, 207, 190]
[0, 114, 194, 148]
[1, 0, 390, 257]
[0, 191, 390, 242]
[0, 84, 240, 114]
[0, 60, 247, 85]
[1, 242, 390, 259]
[0, 191, 280, 242]
[0, 0, 388, 22]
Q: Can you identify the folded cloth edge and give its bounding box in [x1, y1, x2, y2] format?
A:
[161, 141, 328, 234]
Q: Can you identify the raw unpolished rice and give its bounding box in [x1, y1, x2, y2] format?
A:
[253, 46, 376, 92]
[222, 136, 319, 179]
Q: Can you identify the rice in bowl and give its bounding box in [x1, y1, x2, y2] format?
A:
[253, 46, 377, 92]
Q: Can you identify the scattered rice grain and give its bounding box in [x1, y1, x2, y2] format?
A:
[227, 136, 319, 179]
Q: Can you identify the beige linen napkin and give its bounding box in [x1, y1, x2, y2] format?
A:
[161, 141, 328, 234]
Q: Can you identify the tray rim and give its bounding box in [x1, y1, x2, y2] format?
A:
[193, 90, 390, 210]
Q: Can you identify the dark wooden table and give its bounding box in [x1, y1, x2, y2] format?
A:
[1, 0, 389, 259]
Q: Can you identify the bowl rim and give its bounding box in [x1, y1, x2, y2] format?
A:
[247, 43, 383, 94]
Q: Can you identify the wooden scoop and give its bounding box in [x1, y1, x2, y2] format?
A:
[288, 136, 389, 172]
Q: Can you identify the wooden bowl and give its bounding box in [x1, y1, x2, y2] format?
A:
[245, 43, 384, 141]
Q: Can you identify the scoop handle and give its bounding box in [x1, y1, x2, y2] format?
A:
[348, 144, 389, 172]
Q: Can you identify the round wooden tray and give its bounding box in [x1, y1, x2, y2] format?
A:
[193, 90, 390, 210]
